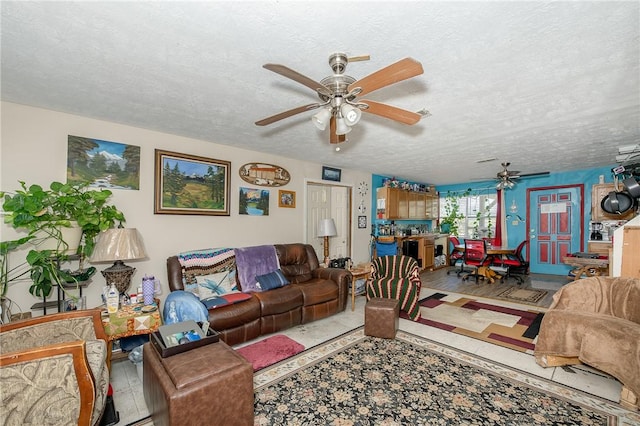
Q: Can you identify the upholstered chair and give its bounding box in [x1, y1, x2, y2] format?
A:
[366, 255, 422, 321]
[534, 276, 640, 410]
[0, 309, 109, 425]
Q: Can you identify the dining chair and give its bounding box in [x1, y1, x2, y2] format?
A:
[461, 239, 492, 283]
[446, 236, 466, 276]
[496, 240, 530, 283]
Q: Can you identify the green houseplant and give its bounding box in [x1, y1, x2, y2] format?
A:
[1, 181, 125, 298]
[439, 190, 469, 236]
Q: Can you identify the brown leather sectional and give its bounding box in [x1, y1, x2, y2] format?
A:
[167, 243, 351, 346]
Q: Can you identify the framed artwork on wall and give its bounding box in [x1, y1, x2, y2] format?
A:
[322, 166, 341, 182]
[154, 149, 230, 216]
[67, 135, 141, 190]
[239, 187, 270, 216]
[358, 215, 367, 229]
[278, 190, 296, 208]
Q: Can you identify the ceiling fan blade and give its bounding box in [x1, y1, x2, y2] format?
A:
[518, 171, 550, 178]
[348, 57, 423, 97]
[263, 64, 331, 96]
[255, 103, 321, 126]
[360, 100, 421, 125]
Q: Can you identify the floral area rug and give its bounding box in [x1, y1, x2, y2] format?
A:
[401, 292, 545, 354]
[254, 328, 638, 425]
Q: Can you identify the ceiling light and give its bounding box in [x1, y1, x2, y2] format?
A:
[341, 104, 361, 126]
[335, 117, 351, 135]
[312, 107, 332, 131]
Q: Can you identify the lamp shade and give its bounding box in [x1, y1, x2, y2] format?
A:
[341, 104, 361, 126]
[317, 219, 338, 237]
[89, 228, 147, 263]
[335, 117, 352, 135]
[312, 107, 332, 131]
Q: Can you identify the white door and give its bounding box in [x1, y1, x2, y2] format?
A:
[331, 186, 349, 258]
[306, 183, 351, 262]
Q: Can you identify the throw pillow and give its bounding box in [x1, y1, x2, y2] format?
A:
[255, 269, 290, 291]
[195, 270, 238, 300]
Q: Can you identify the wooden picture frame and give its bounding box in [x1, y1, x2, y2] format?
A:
[154, 149, 230, 216]
[278, 190, 296, 208]
[322, 166, 341, 182]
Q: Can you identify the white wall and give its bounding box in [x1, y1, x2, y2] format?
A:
[1, 102, 372, 315]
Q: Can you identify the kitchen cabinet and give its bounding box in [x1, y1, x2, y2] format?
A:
[377, 187, 400, 219]
[425, 193, 439, 220]
[376, 188, 432, 220]
[421, 238, 435, 270]
[591, 184, 636, 221]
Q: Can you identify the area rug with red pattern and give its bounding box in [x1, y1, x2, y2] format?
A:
[236, 334, 305, 371]
[401, 291, 545, 354]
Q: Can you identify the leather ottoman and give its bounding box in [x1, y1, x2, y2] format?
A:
[143, 341, 253, 426]
[365, 298, 399, 339]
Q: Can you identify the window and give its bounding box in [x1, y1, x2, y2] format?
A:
[440, 192, 497, 239]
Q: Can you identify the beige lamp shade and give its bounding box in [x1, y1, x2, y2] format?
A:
[89, 228, 147, 295]
[89, 228, 147, 263]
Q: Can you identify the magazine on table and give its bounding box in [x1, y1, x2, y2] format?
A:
[158, 320, 206, 348]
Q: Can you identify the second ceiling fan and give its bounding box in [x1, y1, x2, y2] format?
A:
[494, 162, 550, 190]
[255, 52, 425, 146]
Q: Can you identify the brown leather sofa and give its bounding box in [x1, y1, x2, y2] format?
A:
[167, 243, 351, 346]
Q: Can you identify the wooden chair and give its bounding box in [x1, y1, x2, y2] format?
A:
[0, 309, 109, 425]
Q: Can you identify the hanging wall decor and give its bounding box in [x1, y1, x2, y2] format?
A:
[154, 149, 230, 216]
[239, 163, 290, 187]
[239, 187, 270, 216]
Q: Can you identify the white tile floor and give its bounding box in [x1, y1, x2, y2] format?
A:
[111, 286, 624, 425]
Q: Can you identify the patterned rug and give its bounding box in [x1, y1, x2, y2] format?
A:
[254, 328, 637, 425]
[401, 292, 545, 353]
[496, 286, 548, 304]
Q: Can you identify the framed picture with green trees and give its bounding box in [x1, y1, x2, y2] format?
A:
[154, 149, 230, 216]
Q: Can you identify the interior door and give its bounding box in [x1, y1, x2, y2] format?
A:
[306, 183, 351, 262]
[527, 185, 584, 275]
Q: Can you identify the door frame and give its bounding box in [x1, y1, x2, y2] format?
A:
[304, 179, 353, 260]
[526, 184, 585, 273]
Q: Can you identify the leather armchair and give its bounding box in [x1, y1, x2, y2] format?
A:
[0, 309, 109, 425]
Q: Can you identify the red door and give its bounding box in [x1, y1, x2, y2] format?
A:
[527, 185, 584, 275]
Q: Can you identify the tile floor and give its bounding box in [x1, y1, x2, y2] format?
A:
[110, 283, 624, 425]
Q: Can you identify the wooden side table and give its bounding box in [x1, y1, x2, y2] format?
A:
[349, 268, 370, 311]
[102, 302, 162, 369]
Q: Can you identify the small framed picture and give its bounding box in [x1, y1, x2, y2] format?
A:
[322, 166, 341, 182]
[278, 190, 296, 208]
[358, 215, 367, 229]
[63, 298, 78, 312]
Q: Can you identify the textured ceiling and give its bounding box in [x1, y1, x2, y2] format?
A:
[2, 1, 639, 185]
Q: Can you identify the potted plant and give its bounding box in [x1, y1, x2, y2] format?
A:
[1, 181, 125, 298]
[439, 190, 469, 236]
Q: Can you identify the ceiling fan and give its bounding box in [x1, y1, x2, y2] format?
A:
[494, 162, 550, 190]
[255, 52, 425, 147]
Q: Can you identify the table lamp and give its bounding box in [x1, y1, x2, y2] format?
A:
[89, 228, 147, 295]
[317, 218, 337, 265]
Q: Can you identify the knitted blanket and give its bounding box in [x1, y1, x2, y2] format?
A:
[178, 248, 236, 284]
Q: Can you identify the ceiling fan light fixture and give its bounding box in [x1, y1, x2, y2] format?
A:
[341, 104, 361, 126]
[335, 117, 352, 135]
[312, 107, 332, 131]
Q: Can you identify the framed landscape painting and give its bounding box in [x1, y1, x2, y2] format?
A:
[67, 135, 140, 190]
[239, 187, 270, 216]
[154, 149, 230, 216]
